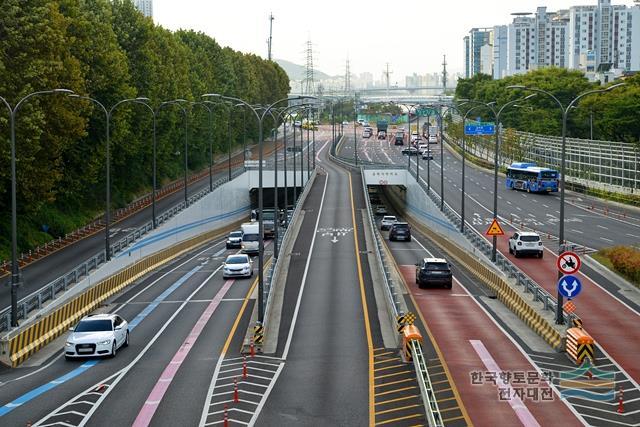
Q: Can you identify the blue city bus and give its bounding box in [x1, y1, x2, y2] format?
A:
[505, 162, 559, 193]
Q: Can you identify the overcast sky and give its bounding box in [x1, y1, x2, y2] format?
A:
[154, 0, 636, 80]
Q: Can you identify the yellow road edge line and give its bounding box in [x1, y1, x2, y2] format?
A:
[374, 364, 407, 372]
[375, 413, 423, 425]
[349, 173, 375, 427]
[374, 386, 418, 398]
[221, 263, 263, 355]
[375, 403, 421, 416]
[375, 394, 421, 406]
[381, 238, 473, 426]
[434, 387, 452, 394]
[375, 379, 416, 389]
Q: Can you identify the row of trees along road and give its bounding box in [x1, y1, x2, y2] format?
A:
[0, 0, 290, 260]
[454, 67, 640, 144]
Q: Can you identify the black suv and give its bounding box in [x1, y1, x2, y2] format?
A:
[415, 258, 452, 289]
[389, 222, 411, 241]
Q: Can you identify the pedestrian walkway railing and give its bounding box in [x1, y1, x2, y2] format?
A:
[445, 118, 639, 194]
[0, 168, 244, 333]
[406, 165, 578, 325]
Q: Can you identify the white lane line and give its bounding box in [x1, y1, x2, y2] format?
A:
[247, 364, 285, 426]
[470, 340, 541, 427]
[281, 172, 329, 360]
[600, 237, 614, 243]
[627, 233, 640, 239]
[506, 201, 512, 205]
[597, 225, 608, 230]
[516, 207, 522, 211]
[571, 229, 584, 234]
[542, 204, 549, 208]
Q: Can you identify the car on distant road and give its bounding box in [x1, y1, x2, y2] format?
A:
[65, 314, 129, 360]
[401, 147, 420, 156]
[226, 230, 243, 249]
[508, 231, 544, 258]
[422, 149, 433, 160]
[363, 121, 370, 127]
[342, 121, 350, 125]
[375, 205, 387, 215]
[378, 131, 387, 140]
[415, 258, 452, 289]
[380, 215, 397, 230]
[363, 129, 372, 138]
[223, 254, 253, 278]
[428, 134, 438, 144]
[418, 143, 429, 152]
[389, 222, 411, 241]
[294, 121, 302, 127]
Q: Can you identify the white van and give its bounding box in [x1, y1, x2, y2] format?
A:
[240, 222, 260, 254]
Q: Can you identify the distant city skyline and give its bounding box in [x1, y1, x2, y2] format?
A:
[153, 0, 637, 80]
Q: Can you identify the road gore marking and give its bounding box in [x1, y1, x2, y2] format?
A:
[348, 173, 375, 427]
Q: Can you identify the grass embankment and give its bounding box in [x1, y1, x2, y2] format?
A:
[592, 246, 640, 288]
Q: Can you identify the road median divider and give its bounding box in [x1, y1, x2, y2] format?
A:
[1, 219, 245, 368]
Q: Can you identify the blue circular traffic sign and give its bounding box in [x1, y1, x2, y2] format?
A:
[557, 275, 582, 299]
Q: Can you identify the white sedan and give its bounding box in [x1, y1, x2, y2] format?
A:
[65, 314, 129, 360]
[223, 254, 253, 278]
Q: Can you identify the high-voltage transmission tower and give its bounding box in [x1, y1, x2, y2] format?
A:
[303, 39, 315, 95]
[344, 58, 351, 95]
[442, 54, 448, 94]
[383, 63, 392, 98]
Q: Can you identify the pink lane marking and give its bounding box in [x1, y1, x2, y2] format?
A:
[469, 340, 541, 427]
[132, 279, 236, 427]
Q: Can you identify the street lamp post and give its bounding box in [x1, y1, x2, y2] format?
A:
[459, 104, 485, 233]
[201, 94, 313, 324]
[507, 83, 625, 324]
[1, 89, 74, 327]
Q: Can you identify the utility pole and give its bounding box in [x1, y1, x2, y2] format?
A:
[383, 63, 392, 98]
[442, 55, 448, 95]
[268, 13, 274, 60]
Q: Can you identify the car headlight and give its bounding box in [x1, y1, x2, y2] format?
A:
[65, 342, 73, 347]
[97, 340, 111, 345]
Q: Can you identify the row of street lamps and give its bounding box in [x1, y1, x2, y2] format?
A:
[2, 88, 317, 328]
[373, 82, 624, 325]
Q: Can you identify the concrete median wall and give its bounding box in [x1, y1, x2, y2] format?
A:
[0, 176, 252, 367]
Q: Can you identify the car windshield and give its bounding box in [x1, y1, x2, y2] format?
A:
[229, 232, 242, 238]
[426, 263, 449, 271]
[383, 216, 396, 221]
[75, 319, 112, 332]
[394, 224, 409, 230]
[227, 256, 248, 264]
[520, 235, 540, 242]
[243, 234, 259, 242]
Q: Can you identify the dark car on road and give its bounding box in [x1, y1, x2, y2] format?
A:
[415, 257, 452, 289]
[401, 147, 420, 156]
[389, 222, 411, 241]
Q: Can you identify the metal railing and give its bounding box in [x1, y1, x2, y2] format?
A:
[411, 340, 444, 427]
[446, 118, 640, 193]
[359, 169, 403, 318]
[406, 165, 577, 324]
[0, 168, 244, 333]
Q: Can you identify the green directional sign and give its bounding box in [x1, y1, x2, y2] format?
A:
[416, 108, 437, 117]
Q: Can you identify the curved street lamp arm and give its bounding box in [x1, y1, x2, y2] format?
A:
[14, 89, 74, 113]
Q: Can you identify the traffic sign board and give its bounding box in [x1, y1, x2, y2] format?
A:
[563, 300, 576, 313]
[485, 219, 504, 236]
[557, 275, 582, 299]
[416, 108, 436, 117]
[557, 251, 581, 275]
[464, 124, 495, 135]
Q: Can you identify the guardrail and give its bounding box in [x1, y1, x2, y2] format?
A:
[405, 164, 578, 326]
[0, 168, 244, 333]
[410, 339, 444, 427]
[359, 169, 403, 318]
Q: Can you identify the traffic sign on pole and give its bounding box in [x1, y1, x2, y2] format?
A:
[485, 219, 504, 236]
[557, 275, 582, 299]
[557, 251, 581, 275]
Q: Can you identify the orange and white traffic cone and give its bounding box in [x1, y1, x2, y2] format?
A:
[243, 356, 248, 379]
[233, 377, 239, 403]
[223, 405, 229, 427]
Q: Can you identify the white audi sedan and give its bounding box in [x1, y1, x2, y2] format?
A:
[65, 314, 129, 360]
[223, 254, 253, 279]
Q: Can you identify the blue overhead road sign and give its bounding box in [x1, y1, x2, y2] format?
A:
[557, 275, 582, 299]
[464, 124, 495, 135]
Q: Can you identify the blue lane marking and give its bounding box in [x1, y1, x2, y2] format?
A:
[118, 206, 250, 257]
[0, 264, 203, 417]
